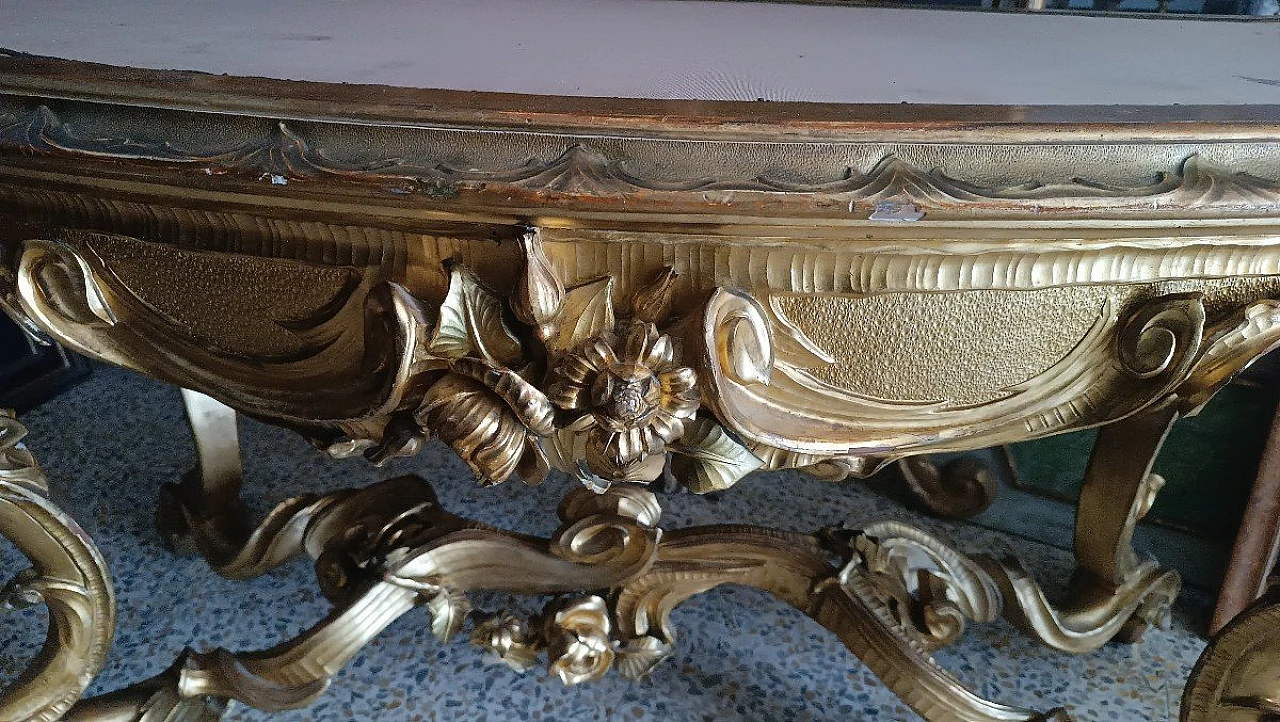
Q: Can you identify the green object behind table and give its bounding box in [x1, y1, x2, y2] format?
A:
[1008, 383, 1277, 542]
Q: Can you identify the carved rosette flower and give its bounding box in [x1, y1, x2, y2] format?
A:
[404, 241, 761, 494]
[550, 323, 699, 483]
[544, 596, 616, 686]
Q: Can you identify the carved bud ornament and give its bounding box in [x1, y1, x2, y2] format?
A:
[406, 230, 762, 493]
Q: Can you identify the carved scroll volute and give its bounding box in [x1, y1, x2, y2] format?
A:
[0, 412, 115, 722]
[1116, 293, 1280, 417]
[692, 288, 784, 448]
[1115, 294, 1204, 384]
[381, 482, 663, 599]
[1178, 299, 1280, 414]
[708, 288, 775, 388]
[14, 239, 119, 352]
[11, 235, 427, 428]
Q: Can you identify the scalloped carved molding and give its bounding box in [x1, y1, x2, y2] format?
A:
[4, 103, 1280, 215]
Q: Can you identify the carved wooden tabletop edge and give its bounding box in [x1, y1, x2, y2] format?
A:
[3, 51, 1280, 136]
[3, 54, 1280, 226]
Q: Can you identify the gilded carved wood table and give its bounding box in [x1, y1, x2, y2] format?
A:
[3, 2, 1280, 720]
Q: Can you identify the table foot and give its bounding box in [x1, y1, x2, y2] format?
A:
[896, 454, 1000, 520]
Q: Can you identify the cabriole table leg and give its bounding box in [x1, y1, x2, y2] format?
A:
[155, 389, 253, 569]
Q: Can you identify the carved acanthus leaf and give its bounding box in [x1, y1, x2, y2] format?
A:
[668, 418, 764, 494]
[426, 266, 523, 367]
[549, 276, 615, 357]
[471, 612, 541, 672]
[841, 521, 1003, 650]
[192, 122, 370, 180]
[540, 429, 612, 492]
[442, 144, 639, 196]
[1179, 299, 1280, 413]
[426, 589, 472, 643]
[614, 635, 673, 680]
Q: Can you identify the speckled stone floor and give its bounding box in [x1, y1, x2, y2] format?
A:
[1, 366, 1211, 721]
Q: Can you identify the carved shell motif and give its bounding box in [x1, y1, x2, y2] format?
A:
[407, 229, 763, 493]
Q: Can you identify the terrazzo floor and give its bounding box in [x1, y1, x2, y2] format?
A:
[1, 365, 1211, 721]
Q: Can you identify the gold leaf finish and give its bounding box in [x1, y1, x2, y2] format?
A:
[470, 612, 540, 672]
[7, 52, 1280, 722]
[668, 417, 764, 494]
[544, 596, 616, 686]
[630, 267, 678, 325]
[0, 412, 114, 722]
[428, 266, 523, 367]
[551, 323, 700, 484]
[511, 228, 565, 341]
[550, 277, 615, 358]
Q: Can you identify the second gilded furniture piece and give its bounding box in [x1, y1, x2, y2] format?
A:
[3, 2, 1280, 720]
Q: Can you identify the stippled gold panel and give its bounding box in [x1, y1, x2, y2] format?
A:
[85, 234, 359, 358]
[772, 287, 1111, 404]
